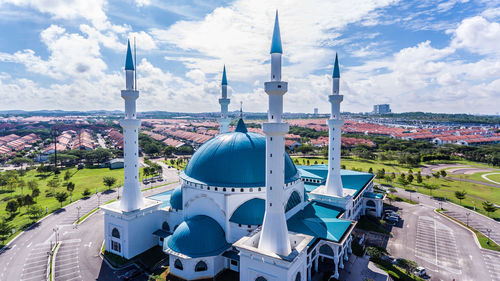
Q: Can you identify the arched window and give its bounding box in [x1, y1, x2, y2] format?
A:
[285, 191, 301, 212]
[255, 277, 268, 281]
[295, 272, 301, 281]
[111, 228, 120, 239]
[195, 261, 208, 272]
[162, 221, 170, 232]
[174, 259, 183, 270]
[366, 200, 376, 207]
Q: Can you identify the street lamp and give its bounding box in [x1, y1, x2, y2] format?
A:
[53, 227, 59, 244]
[76, 206, 82, 228]
[466, 212, 470, 227]
[97, 193, 102, 208]
[472, 201, 476, 211]
[439, 201, 443, 210]
[417, 196, 420, 204]
[487, 229, 492, 244]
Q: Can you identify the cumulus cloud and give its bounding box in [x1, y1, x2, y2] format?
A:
[451, 16, 500, 55]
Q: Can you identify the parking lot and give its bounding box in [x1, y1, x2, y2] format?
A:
[482, 249, 500, 281]
[20, 242, 50, 281]
[54, 239, 82, 281]
[443, 210, 500, 244]
[415, 216, 461, 275]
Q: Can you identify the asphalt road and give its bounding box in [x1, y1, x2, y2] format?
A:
[387, 200, 492, 281]
[0, 167, 179, 281]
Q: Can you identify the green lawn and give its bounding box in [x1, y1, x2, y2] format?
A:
[0, 166, 140, 247]
[485, 173, 500, 183]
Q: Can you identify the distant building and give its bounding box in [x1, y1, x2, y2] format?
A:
[372, 104, 391, 114]
[314, 108, 318, 115]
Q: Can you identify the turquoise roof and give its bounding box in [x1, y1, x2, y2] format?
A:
[363, 191, 384, 199]
[332, 53, 340, 78]
[270, 11, 283, 54]
[287, 201, 352, 243]
[183, 122, 299, 187]
[166, 215, 230, 258]
[297, 165, 373, 198]
[125, 40, 135, 71]
[148, 189, 173, 208]
[222, 65, 227, 85]
[169, 186, 183, 210]
[229, 198, 265, 225]
[299, 169, 324, 181]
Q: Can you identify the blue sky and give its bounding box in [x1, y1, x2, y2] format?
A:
[0, 0, 499, 114]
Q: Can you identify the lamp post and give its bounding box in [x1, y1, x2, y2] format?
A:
[466, 212, 470, 227]
[472, 201, 476, 211]
[417, 196, 420, 204]
[487, 229, 492, 245]
[97, 193, 102, 208]
[53, 227, 59, 244]
[76, 206, 81, 228]
[439, 202, 443, 210]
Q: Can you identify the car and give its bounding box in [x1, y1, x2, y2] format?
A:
[413, 266, 427, 277]
[385, 215, 399, 224]
[384, 210, 399, 217]
[381, 255, 395, 263]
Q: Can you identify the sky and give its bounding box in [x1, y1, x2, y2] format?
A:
[0, 0, 499, 114]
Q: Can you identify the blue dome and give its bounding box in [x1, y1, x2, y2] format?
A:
[166, 215, 229, 257]
[169, 186, 183, 210]
[230, 198, 265, 225]
[184, 124, 299, 187]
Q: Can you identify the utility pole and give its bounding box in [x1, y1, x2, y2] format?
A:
[51, 127, 59, 171]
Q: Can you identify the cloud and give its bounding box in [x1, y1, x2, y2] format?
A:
[451, 16, 500, 55]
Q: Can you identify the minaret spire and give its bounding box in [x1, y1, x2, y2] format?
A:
[218, 65, 231, 134]
[325, 53, 344, 196]
[119, 40, 144, 212]
[258, 11, 291, 256]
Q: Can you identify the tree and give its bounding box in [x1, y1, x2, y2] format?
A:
[385, 175, 393, 187]
[7, 178, 17, 191]
[55, 192, 68, 207]
[27, 179, 38, 191]
[416, 172, 423, 183]
[47, 178, 61, 193]
[17, 179, 26, 195]
[64, 182, 74, 195]
[103, 176, 117, 190]
[23, 195, 35, 208]
[64, 170, 71, 181]
[0, 219, 11, 244]
[399, 173, 406, 181]
[391, 172, 396, 180]
[6, 200, 19, 215]
[397, 177, 409, 189]
[368, 167, 373, 174]
[341, 164, 346, 170]
[432, 172, 440, 180]
[483, 201, 497, 217]
[455, 190, 467, 205]
[440, 170, 447, 178]
[424, 183, 439, 197]
[426, 175, 431, 180]
[31, 187, 40, 199]
[376, 169, 385, 179]
[82, 188, 91, 197]
[26, 205, 44, 220]
[407, 174, 414, 183]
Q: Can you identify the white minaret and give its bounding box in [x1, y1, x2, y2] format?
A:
[119, 40, 144, 212]
[218, 65, 230, 134]
[258, 11, 291, 256]
[325, 53, 344, 197]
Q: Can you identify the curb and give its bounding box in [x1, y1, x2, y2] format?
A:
[48, 241, 60, 281]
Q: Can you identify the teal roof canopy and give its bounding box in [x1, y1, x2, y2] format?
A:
[230, 198, 265, 225]
[125, 40, 135, 71]
[166, 215, 230, 257]
[270, 10, 283, 54]
[169, 186, 183, 210]
[183, 128, 299, 187]
[363, 191, 384, 199]
[332, 53, 340, 78]
[222, 65, 227, 85]
[287, 201, 351, 243]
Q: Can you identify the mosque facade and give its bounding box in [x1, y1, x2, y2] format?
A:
[101, 11, 384, 281]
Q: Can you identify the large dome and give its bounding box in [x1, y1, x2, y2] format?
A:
[183, 119, 299, 187]
[166, 215, 229, 257]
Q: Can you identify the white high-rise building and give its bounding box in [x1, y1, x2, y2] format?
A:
[218, 65, 231, 134]
[258, 11, 292, 256]
[325, 54, 344, 197]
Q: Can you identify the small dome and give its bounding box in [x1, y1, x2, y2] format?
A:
[169, 186, 183, 210]
[184, 121, 299, 187]
[166, 215, 229, 257]
[229, 198, 265, 225]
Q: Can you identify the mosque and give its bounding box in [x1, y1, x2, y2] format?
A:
[101, 11, 384, 281]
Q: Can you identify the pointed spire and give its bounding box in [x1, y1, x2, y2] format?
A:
[332, 53, 340, 78]
[125, 40, 135, 71]
[235, 118, 248, 133]
[270, 10, 283, 54]
[222, 65, 228, 85]
[239, 101, 243, 118]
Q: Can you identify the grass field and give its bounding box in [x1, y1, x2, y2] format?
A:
[0, 166, 141, 247]
[485, 173, 500, 183]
